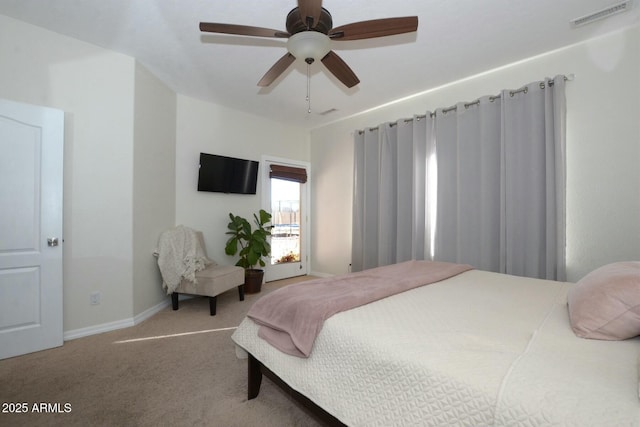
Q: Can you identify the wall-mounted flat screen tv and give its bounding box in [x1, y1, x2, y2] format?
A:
[197, 153, 259, 194]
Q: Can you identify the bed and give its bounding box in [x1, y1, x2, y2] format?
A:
[231, 261, 640, 426]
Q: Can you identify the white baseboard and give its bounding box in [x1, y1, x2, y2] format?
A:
[63, 318, 135, 341]
[63, 299, 171, 341]
[309, 270, 334, 278]
[133, 299, 172, 325]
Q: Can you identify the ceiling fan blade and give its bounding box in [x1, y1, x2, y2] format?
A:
[298, 0, 323, 28]
[200, 22, 289, 38]
[329, 16, 418, 41]
[321, 51, 360, 88]
[257, 53, 296, 87]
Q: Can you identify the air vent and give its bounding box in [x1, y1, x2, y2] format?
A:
[318, 108, 338, 116]
[571, 1, 631, 27]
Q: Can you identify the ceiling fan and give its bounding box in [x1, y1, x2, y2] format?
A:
[199, 0, 418, 88]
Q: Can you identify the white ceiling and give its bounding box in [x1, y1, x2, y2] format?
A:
[0, 0, 637, 129]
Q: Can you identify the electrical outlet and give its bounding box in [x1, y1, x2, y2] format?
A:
[90, 291, 101, 305]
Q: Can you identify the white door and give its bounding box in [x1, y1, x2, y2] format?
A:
[262, 157, 310, 282]
[0, 99, 64, 360]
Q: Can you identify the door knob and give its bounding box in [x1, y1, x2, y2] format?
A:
[47, 237, 59, 247]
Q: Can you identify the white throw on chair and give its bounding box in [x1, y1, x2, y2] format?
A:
[155, 226, 245, 316]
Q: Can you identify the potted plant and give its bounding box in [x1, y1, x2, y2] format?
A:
[225, 209, 272, 294]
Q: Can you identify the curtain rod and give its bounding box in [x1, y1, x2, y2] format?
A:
[358, 74, 574, 134]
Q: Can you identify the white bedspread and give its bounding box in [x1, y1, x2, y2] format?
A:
[232, 269, 640, 426]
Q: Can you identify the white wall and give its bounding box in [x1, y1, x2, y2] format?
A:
[175, 95, 310, 265]
[133, 63, 177, 316]
[0, 15, 136, 331]
[0, 15, 180, 335]
[0, 14, 310, 337]
[310, 25, 640, 282]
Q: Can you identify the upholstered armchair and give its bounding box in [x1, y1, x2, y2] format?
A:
[156, 228, 245, 316]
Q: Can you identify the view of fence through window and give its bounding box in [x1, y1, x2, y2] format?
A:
[270, 178, 300, 265]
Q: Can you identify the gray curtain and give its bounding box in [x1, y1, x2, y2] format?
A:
[352, 76, 566, 280]
[351, 116, 435, 272]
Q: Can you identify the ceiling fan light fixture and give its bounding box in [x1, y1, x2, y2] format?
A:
[200, 4, 418, 89]
[286, 31, 331, 62]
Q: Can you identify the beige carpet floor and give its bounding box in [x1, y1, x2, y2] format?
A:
[0, 276, 324, 427]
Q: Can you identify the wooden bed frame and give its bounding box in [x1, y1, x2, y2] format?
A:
[247, 353, 346, 426]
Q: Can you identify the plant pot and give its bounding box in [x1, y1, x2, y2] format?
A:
[244, 269, 264, 294]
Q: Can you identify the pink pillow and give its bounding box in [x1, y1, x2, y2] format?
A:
[568, 261, 640, 340]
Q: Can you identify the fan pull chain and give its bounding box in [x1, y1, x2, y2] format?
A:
[306, 61, 312, 114]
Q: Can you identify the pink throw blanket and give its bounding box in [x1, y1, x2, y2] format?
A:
[247, 260, 473, 358]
